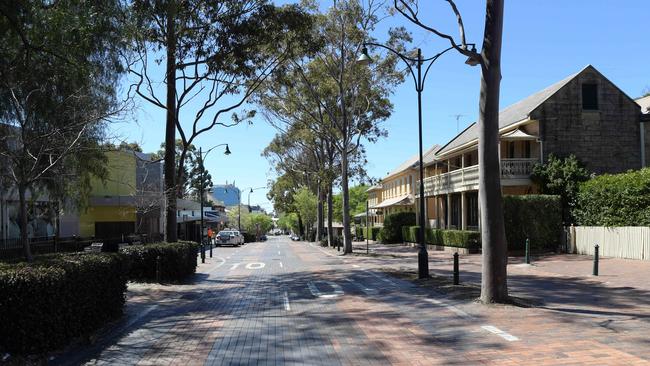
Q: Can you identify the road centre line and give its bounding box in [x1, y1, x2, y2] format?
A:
[279, 261, 283, 268]
[283, 291, 291, 311]
[481, 325, 520, 342]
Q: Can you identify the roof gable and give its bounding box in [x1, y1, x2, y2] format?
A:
[436, 65, 607, 156]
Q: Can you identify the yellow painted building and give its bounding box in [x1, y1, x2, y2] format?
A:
[75, 150, 162, 239]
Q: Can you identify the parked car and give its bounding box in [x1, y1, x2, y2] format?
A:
[259, 234, 267, 241]
[290, 234, 300, 241]
[215, 230, 244, 246]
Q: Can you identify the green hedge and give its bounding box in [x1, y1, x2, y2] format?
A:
[0, 253, 128, 354]
[242, 232, 256, 243]
[379, 212, 416, 243]
[355, 226, 380, 241]
[120, 241, 199, 282]
[503, 195, 562, 251]
[575, 168, 650, 226]
[402, 226, 480, 249]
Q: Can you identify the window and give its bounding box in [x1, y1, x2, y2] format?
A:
[582, 84, 598, 110]
[508, 142, 515, 158]
[525, 141, 531, 158]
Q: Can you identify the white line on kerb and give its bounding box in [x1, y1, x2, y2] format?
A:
[283, 291, 291, 311]
[352, 264, 360, 268]
[481, 325, 520, 342]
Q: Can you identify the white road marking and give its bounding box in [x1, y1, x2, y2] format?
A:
[278, 251, 281, 255]
[352, 264, 361, 268]
[246, 262, 265, 270]
[279, 261, 283, 268]
[283, 291, 291, 311]
[344, 279, 377, 295]
[308, 281, 344, 298]
[230, 263, 242, 270]
[481, 325, 520, 342]
[366, 271, 398, 286]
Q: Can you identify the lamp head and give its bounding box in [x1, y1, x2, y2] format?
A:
[356, 47, 373, 66]
[224, 144, 231, 155]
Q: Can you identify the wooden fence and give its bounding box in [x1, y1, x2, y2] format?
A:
[569, 226, 650, 260]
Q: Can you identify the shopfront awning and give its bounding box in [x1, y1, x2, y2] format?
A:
[371, 194, 414, 209]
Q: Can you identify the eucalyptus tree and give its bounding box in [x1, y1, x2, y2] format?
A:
[127, 0, 314, 242]
[259, 0, 407, 253]
[394, 0, 508, 303]
[0, 0, 126, 261]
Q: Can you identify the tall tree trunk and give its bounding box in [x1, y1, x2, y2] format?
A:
[478, 0, 508, 303]
[341, 151, 352, 253]
[18, 183, 33, 262]
[327, 183, 334, 247]
[297, 213, 304, 239]
[164, 4, 178, 242]
[316, 181, 323, 243]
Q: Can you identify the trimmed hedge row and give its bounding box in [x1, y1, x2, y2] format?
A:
[120, 241, 199, 282]
[378, 212, 416, 243]
[503, 194, 562, 251]
[575, 168, 650, 226]
[355, 226, 381, 241]
[402, 226, 481, 249]
[0, 253, 128, 354]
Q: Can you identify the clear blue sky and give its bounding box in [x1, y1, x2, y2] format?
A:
[112, 1, 649, 211]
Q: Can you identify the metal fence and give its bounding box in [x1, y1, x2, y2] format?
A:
[569, 226, 650, 260]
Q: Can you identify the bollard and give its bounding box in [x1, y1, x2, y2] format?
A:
[453, 252, 459, 285]
[209, 240, 213, 258]
[156, 255, 162, 283]
[525, 238, 530, 264]
[201, 243, 205, 264]
[593, 244, 599, 276]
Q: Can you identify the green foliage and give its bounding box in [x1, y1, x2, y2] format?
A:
[575, 168, 650, 226]
[246, 213, 274, 234]
[503, 195, 562, 251]
[120, 241, 198, 282]
[294, 187, 318, 229]
[402, 227, 480, 249]
[242, 232, 256, 243]
[277, 212, 299, 233]
[355, 226, 380, 241]
[0, 253, 128, 354]
[378, 212, 415, 243]
[333, 185, 368, 222]
[531, 154, 591, 223]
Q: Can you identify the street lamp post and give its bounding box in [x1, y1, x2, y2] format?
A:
[358, 43, 476, 279]
[199, 143, 231, 262]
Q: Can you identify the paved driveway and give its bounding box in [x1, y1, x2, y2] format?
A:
[54, 237, 650, 365]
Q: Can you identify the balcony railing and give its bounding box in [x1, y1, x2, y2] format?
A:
[419, 158, 538, 196]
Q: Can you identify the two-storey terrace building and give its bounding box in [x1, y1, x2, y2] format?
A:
[418, 65, 648, 231]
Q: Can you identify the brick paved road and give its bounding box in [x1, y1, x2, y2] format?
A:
[54, 237, 650, 365]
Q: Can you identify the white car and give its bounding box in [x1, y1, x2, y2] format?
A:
[215, 230, 244, 246]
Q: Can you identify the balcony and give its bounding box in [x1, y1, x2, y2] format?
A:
[419, 158, 538, 196]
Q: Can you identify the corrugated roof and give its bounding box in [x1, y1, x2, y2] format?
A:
[382, 144, 440, 180]
[436, 67, 586, 156]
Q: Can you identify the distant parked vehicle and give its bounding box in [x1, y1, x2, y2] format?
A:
[215, 230, 244, 246]
[290, 234, 300, 241]
[259, 234, 267, 241]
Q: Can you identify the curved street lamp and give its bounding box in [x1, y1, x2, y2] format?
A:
[358, 43, 477, 279]
[198, 143, 230, 262]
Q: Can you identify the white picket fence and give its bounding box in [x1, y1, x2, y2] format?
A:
[570, 226, 650, 260]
